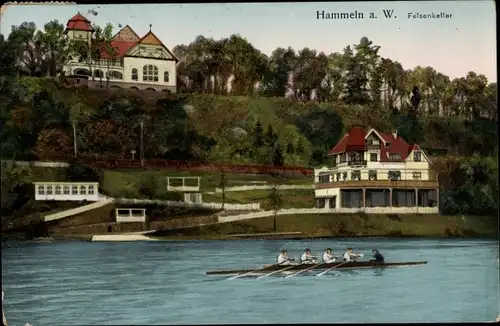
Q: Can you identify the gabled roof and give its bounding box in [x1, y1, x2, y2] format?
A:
[125, 31, 179, 62]
[327, 127, 425, 162]
[65, 13, 93, 32]
[328, 126, 366, 155]
[112, 25, 140, 42]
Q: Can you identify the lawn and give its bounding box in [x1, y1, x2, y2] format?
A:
[101, 169, 312, 198]
[202, 189, 315, 209]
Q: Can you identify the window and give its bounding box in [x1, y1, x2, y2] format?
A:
[370, 153, 378, 161]
[80, 185, 87, 195]
[164, 71, 169, 82]
[388, 171, 401, 181]
[339, 153, 346, 163]
[318, 174, 330, 183]
[351, 170, 361, 181]
[47, 186, 53, 195]
[386, 143, 391, 148]
[88, 185, 95, 195]
[63, 186, 70, 195]
[72, 185, 78, 195]
[368, 170, 377, 180]
[93, 70, 104, 78]
[336, 173, 341, 181]
[143, 65, 158, 82]
[368, 140, 379, 145]
[412, 172, 422, 180]
[316, 198, 325, 208]
[342, 172, 348, 181]
[389, 153, 401, 161]
[55, 186, 62, 195]
[131, 68, 138, 81]
[37, 186, 45, 195]
[414, 151, 422, 162]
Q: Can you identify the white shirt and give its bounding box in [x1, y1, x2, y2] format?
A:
[301, 252, 314, 262]
[277, 253, 289, 264]
[323, 252, 336, 263]
[344, 251, 356, 261]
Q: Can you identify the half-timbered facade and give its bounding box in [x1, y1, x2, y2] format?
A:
[63, 13, 178, 92]
[314, 126, 439, 214]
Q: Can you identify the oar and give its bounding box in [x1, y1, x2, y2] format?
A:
[256, 264, 297, 279]
[228, 261, 291, 280]
[316, 261, 350, 277]
[284, 262, 325, 279]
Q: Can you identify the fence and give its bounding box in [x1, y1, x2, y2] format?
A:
[114, 198, 260, 211]
[213, 184, 314, 193]
[28, 155, 314, 177]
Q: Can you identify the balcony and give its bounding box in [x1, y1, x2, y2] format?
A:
[334, 160, 367, 168]
[315, 179, 439, 190]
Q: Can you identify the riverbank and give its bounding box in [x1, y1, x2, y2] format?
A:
[5, 212, 491, 241]
[148, 213, 497, 239]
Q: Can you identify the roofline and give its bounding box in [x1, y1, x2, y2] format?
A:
[327, 134, 348, 156]
[124, 31, 179, 62]
[365, 128, 388, 144]
[111, 24, 141, 41]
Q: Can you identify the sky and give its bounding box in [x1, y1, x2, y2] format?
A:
[0, 1, 496, 82]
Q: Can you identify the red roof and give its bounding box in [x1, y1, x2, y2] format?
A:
[65, 13, 93, 32]
[327, 127, 421, 162]
[99, 40, 137, 59]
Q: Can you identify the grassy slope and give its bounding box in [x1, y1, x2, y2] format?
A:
[203, 189, 314, 208]
[158, 213, 497, 239]
[101, 169, 312, 198]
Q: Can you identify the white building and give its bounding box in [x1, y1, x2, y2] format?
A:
[314, 126, 439, 214]
[63, 13, 178, 93]
[34, 182, 100, 201]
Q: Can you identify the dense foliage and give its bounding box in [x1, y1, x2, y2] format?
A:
[0, 20, 497, 218]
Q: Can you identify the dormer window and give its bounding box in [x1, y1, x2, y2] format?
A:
[414, 151, 422, 162]
[386, 143, 391, 148]
[389, 154, 401, 161]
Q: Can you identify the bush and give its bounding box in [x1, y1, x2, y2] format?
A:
[66, 163, 101, 182]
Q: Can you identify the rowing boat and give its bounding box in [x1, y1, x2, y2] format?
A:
[205, 260, 427, 276]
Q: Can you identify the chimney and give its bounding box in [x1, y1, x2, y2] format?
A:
[392, 130, 398, 139]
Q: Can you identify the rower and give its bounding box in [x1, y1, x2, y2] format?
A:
[322, 248, 337, 263]
[277, 250, 294, 265]
[343, 248, 362, 262]
[300, 248, 317, 264]
[370, 249, 384, 262]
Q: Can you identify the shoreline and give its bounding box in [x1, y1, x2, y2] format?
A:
[2, 232, 496, 242]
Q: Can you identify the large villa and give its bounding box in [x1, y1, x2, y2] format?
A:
[63, 13, 178, 93]
[314, 126, 439, 214]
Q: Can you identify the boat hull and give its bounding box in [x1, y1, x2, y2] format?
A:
[205, 261, 427, 276]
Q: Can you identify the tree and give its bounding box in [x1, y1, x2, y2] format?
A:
[267, 174, 283, 232]
[0, 34, 19, 76]
[219, 167, 227, 210]
[8, 22, 47, 76]
[38, 20, 69, 77]
[260, 47, 296, 97]
[66, 162, 100, 182]
[272, 145, 285, 166]
[34, 128, 73, 159]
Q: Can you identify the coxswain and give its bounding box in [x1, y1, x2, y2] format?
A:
[322, 248, 337, 263]
[300, 248, 317, 264]
[277, 250, 294, 265]
[370, 249, 384, 262]
[343, 248, 362, 262]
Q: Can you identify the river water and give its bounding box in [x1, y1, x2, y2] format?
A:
[2, 238, 499, 324]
